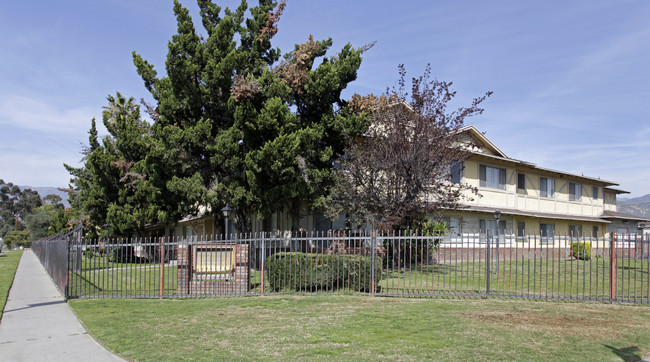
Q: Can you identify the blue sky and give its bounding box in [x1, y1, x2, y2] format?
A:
[1, 0, 649, 197]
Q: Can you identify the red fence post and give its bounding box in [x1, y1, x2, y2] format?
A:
[371, 230, 376, 296]
[610, 232, 616, 301]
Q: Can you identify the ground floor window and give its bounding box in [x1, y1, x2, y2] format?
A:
[517, 222, 526, 240]
[569, 224, 583, 237]
[443, 217, 462, 236]
[479, 219, 506, 243]
[540, 223, 555, 244]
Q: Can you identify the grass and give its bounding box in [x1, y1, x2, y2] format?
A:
[68, 256, 650, 303]
[0, 250, 23, 320]
[380, 258, 650, 303]
[70, 295, 650, 361]
[69, 264, 177, 298]
[79, 257, 156, 271]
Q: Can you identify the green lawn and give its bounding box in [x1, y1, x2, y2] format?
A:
[70, 295, 650, 361]
[68, 257, 650, 303]
[69, 264, 178, 298]
[0, 250, 23, 319]
[78, 257, 155, 271]
[380, 258, 650, 303]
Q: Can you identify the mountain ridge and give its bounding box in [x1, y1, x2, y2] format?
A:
[617, 194, 650, 219]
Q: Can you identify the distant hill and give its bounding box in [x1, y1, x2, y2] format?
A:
[618, 194, 650, 218]
[20, 186, 70, 208]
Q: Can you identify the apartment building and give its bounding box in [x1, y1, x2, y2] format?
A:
[442, 125, 646, 239]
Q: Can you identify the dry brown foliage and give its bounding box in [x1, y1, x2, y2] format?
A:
[274, 34, 320, 95]
[349, 93, 401, 114]
[258, 0, 287, 42]
[231, 74, 262, 102]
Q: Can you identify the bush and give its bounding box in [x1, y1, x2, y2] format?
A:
[108, 246, 138, 263]
[266, 252, 382, 292]
[571, 241, 591, 260]
[83, 249, 98, 259]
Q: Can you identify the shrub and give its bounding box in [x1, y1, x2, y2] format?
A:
[571, 241, 591, 260]
[266, 252, 382, 292]
[83, 249, 98, 259]
[108, 246, 138, 263]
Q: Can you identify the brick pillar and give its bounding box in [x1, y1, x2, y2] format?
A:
[177, 242, 191, 295]
[235, 244, 250, 293]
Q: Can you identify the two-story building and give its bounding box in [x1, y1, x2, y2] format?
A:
[442, 125, 647, 240]
[155, 124, 646, 241]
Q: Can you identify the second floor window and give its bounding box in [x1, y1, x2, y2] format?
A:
[540, 177, 555, 198]
[479, 165, 506, 190]
[593, 186, 599, 201]
[517, 173, 526, 190]
[569, 182, 582, 201]
[450, 161, 462, 184]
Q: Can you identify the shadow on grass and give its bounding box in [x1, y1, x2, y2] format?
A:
[71, 272, 104, 293]
[617, 265, 645, 271]
[384, 264, 462, 278]
[603, 345, 643, 362]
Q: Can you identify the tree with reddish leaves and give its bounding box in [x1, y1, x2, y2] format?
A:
[325, 65, 490, 231]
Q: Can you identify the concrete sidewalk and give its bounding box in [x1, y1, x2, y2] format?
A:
[0, 250, 124, 361]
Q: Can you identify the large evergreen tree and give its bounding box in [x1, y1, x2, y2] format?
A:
[68, 0, 369, 234]
[132, 0, 367, 232]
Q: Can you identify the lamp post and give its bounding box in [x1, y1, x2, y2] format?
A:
[221, 205, 232, 239]
[494, 210, 501, 274]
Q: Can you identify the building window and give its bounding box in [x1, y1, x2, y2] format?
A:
[592, 186, 599, 201]
[540, 223, 555, 243]
[569, 224, 583, 237]
[450, 161, 462, 184]
[569, 182, 582, 201]
[479, 165, 506, 190]
[517, 173, 526, 190]
[592, 225, 599, 238]
[443, 217, 462, 236]
[540, 177, 555, 198]
[517, 222, 526, 239]
[479, 219, 506, 236]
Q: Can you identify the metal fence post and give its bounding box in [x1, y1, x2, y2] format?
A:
[610, 232, 616, 301]
[261, 232, 266, 294]
[486, 231, 491, 296]
[371, 230, 377, 296]
[159, 236, 164, 299]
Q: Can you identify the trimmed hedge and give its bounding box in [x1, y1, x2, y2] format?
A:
[571, 241, 591, 260]
[267, 252, 382, 292]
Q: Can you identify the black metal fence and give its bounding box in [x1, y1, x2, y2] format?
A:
[31, 227, 82, 298]
[34, 230, 650, 303]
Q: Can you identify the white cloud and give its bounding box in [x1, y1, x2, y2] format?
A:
[0, 95, 97, 135]
[0, 141, 81, 187]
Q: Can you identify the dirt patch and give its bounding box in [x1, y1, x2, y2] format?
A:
[456, 302, 649, 340]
